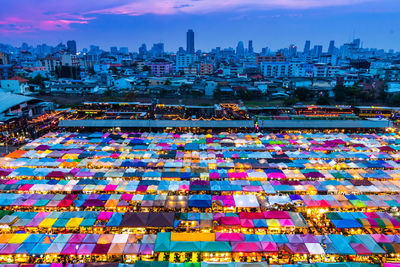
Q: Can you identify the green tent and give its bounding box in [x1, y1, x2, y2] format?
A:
[200, 241, 231, 252]
[154, 232, 171, 252]
[170, 241, 201, 252]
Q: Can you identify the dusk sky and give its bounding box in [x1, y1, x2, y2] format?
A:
[0, 0, 399, 52]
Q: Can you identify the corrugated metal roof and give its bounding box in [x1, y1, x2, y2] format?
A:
[59, 119, 255, 128]
[0, 92, 39, 114]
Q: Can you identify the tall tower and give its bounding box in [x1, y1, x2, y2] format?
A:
[67, 40, 77, 54]
[303, 40, 311, 55]
[186, 29, 195, 54]
[236, 41, 245, 56]
[328, 40, 335, 55]
[248, 40, 254, 54]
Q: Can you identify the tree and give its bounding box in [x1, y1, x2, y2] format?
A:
[236, 89, 253, 100]
[214, 85, 222, 100]
[179, 83, 192, 94]
[316, 95, 330, 105]
[379, 83, 388, 103]
[164, 79, 171, 86]
[124, 91, 136, 101]
[293, 87, 311, 101]
[390, 93, 400, 107]
[284, 97, 298, 106]
[104, 88, 113, 97]
[333, 85, 347, 102]
[30, 74, 47, 88]
[142, 65, 151, 72]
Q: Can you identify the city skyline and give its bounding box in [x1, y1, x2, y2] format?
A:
[0, 0, 400, 51]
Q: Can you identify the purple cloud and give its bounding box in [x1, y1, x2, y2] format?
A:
[0, 0, 382, 33]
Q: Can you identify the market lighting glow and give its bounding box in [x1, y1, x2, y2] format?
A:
[0, 131, 399, 265]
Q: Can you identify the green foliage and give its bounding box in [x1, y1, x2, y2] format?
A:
[124, 91, 136, 101]
[333, 84, 365, 104]
[104, 88, 113, 97]
[316, 95, 330, 105]
[283, 97, 298, 106]
[390, 93, 400, 107]
[293, 87, 311, 101]
[29, 74, 48, 88]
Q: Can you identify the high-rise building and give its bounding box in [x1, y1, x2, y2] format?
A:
[353, 38, 361, 49]
[248, 40, 254, 54]
[288, 44, 297, 57]
[67, 40, 77, 54]
[236, 41, 245, 56]
[313, 45, 323, 57]
[120, 47, 129, 54]
[328, 40, 335, 55]
[139, 44, 147, 55]
[186, 29, 195, 54]
[0, 52, 8, 65]
[303, 40, 311, 55]
[151, 43, 164, 57]
[110, 46, 118, 54]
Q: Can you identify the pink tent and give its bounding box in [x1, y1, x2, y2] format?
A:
[350, 243, 372, 255]
[261, 242, 278, 252]
[104, 185, 117, 191]
[240, 219, 254, 228]
[98, 211, 113, 220]
[209, 173, 219, 179]
[231, 242, 262, 252]
[0, 244, 19, 255]
[69, 234, 86, 243]
[264, 211, 291, 219]
[364, 212, 380, 219]
[219, 216, 240, 226]
[121, 194, 133, 201]
[19, 184, 33, 191]
[370, 234, 391, 243]
[279, 219, 294, 227]
[215, 232, 244, 242]
[239, 212, 264, 220]
[77, 244, 95, 255]
[178, 184, 189, 191]
[61, 243, 79, 255]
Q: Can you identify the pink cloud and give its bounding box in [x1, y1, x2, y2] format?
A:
[0, 0, 379, 33]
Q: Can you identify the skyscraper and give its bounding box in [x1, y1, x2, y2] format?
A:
[139, 44, 147, 55]
[313, 45, 323, 57]
[110, 46, 118, 54]
[236, 41, 245, 56]
[289, 44, 297, 57]
[303, 40, 311, 55]
[328, 40, 335, 55]
[67, 40, 77, 54]
[353, 38, 361, 49]
[186, 29, 195, 54]
[151, 43, 164, 57]
[248, 40, 254, 54]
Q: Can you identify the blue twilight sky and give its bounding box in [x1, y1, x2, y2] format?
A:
[0, 0, 399, 52]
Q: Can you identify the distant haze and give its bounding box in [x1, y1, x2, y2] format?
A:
[0, 0, 399, 51]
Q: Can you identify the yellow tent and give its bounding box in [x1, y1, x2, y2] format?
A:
[39, 218, 57, 228]
[65, 218, 84, 228]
